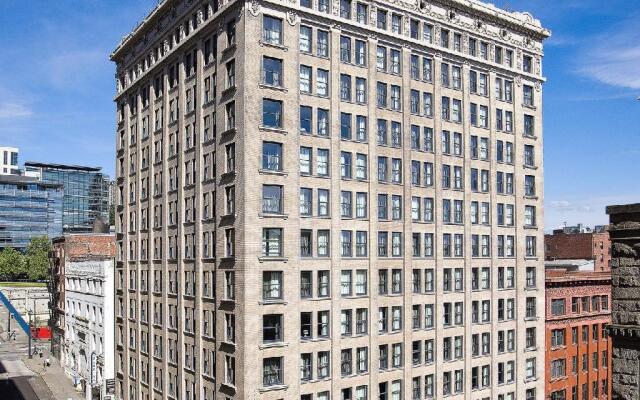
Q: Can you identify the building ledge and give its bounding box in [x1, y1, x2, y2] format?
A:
[259, 384, 288, 393]
[608, 324, 640, 338]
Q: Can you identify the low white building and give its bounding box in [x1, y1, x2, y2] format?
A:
[52, 234, 115, 400]
[0, 146, 20, 175]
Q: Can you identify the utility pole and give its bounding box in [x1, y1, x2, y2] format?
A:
[28, 310, 32, 359]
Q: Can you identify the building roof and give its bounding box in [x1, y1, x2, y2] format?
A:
[607, 203, 640, 215]
[52, 233, 117, 260]
[0, 174, 63, 189]
[52, 233, 115, 242]
[545, 259, 593, 268]
[546, 259, 599, 274]
[545, 268, 611, 285]
[24, 161, 102, 173]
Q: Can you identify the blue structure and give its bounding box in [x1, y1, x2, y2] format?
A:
[24, 162, 109, 233]
[0, 289, 30, 335]
[0, 175, 63, 250]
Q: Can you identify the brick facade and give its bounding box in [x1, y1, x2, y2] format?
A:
[545, 269, 612, 400]
[592, 233, 611, 272]
[53, 234, 117, 261]
[545, 231, 611, 271]
[606, 204, 640, 400]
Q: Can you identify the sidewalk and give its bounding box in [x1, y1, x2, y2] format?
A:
[22, 348, 84, 400]
[1, 301, 83, 400]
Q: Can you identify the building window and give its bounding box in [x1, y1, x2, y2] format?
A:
[551, 299, 565, 315]
[263, 16, 283, 45]
[263, 271, 283, 300]
[300, 230, 312, 257]
[263, 314, 283, 343]
[263, 185, 283, 214]
[299, 65, 312, 93]
[263, 56, 283, 87]
[551, 329, 566, 347]
[550, 359, 566, 379]
[263, 357, 283, 386]
[300, 105, 312, 134]
[262, 98, 283, 128]
[262, 141, 282, 171]
[262, 228, 283, 257]
[524, 84, 534, 106]
[300, 25, 312, 52]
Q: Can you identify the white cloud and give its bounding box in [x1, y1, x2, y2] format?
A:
[576, 16, 640, 89]
[549, 200, 573, 210]
[579, 54, 640, 90]
[0, 102, 33, 119]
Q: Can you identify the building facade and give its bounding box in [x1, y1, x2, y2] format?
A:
[24, 162, 110, 233]
[0, 175, 63, 250]
[112, 0, 549, 399]
[51, 234, 116, 400]
[545, 268, 612, 400]
[606, 203, 640, 400]
[0, 146, 20, 175]
[545, 227, 611, 272]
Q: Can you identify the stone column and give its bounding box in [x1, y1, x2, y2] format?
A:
[606, 203, 640, 400]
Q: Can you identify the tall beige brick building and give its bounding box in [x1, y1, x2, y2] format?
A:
[111, 0, 549, 399]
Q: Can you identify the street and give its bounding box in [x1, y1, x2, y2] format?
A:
[0, 331, 51, 400]
[0, 301, 81, 400]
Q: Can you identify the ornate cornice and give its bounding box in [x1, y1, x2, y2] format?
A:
[608, 324, 640, 339]
[433, 0, 549, 38]
[113, 0, 549, 93]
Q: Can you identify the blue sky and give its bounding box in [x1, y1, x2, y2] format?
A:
[0, 0, 638, 230]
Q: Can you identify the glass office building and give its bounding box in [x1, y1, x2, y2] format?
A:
[24, 162, 110, 233]
[0, 175, 63, 250]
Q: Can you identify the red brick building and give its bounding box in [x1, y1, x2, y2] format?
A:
[545, 269, 612, 400]
[545, 227, 611, 271]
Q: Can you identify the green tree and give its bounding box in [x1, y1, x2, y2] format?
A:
[0, 247, 25, 281]
[25, 236, 51, 281]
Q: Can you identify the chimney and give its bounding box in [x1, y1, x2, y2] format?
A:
[92, 216, 110, 234]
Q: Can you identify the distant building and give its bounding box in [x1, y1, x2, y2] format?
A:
[0, 146, 20, 175]
[50, 233, 116, 400]
[24, 162, 110, 233]
[545, 226, 611, 271]
[0, 175, 63, 250]
[545, 266, 612, 400]
[553, 223, 607, 235]
[108, 180, 116, 227]
[23, 164, 42, 178]
[606, 203, 640, 399]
